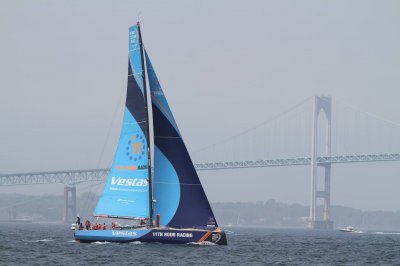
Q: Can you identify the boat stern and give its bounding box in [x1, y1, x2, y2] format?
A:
[195, 228, 227, 245]
[206, 230, 227, 245]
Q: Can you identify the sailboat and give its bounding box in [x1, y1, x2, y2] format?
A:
[74, 22, 227, 245]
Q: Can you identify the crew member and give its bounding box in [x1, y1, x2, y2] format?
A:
[85, 220, 89, 230]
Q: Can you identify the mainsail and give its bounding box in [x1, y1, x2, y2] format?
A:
[94, 25, 150, 219]
[146, 50, 218, 228]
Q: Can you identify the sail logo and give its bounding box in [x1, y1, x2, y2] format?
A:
[114, 165, 147, 171]
[111, 177, 148, 187]
[207, 216, 216, 226]
[211, 233, 221, 243]
[129, 30, 138, 48]
[126, 134, 146, 162]
[112, 230, 137, 237]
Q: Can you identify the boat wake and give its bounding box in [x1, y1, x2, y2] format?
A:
[374, 232, 400, 235]
[36, 239, 54, 243]
[224, 230, 237, 235]
[130, 241, 143, 244]
[91, 241, 111, 245]
[22, 239, 54, 243]
[187, 241, 216, 246]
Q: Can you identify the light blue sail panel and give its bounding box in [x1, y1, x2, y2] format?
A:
[153, 146, 180, 226]
[128, 25, 144, 94]
[94, 108, 150, 218]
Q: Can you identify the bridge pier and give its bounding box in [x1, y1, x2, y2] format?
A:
[63, 186, 76, 223]
[309, 96, 333, 229]
[323, 163, 331, 222]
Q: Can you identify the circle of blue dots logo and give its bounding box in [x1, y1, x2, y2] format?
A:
[125, 133, 146, 162]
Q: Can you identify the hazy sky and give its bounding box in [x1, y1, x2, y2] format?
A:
[1, 0, 399, 211]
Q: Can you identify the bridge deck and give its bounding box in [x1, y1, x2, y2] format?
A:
[1, 153, 399, 186]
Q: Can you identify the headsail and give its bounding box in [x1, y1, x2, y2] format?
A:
[146, 50, 218, 229]
[94, 25, 150, 219]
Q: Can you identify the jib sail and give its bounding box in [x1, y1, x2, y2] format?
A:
[146, 50, 218, 228]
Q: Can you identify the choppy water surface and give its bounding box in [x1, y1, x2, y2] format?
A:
[1, 223, 399, 265]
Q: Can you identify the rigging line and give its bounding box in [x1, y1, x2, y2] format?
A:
[76, 181, 104, 192]
[326, 97, 400, 128]
[154, 136, 182, 139]
[153, 181, 202, 186]
[76, 181, 104, 216]
[125, 120, 148, 125]
[130, 62, 144, 89]
[192, 95, 313, 154]
[96, 86, 126, 169]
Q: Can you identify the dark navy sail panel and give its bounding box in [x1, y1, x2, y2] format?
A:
[146, 51, 218, 228]
[94, 25, 150, 219]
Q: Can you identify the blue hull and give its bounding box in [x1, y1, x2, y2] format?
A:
[74, 228, 227, 245]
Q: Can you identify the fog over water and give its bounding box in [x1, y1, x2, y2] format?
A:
[0, 0, 399, 211]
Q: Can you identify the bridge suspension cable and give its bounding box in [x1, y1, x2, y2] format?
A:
[1, 96, 400, 187]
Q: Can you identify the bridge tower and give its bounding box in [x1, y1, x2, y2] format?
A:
[309, 96, 334, 229]
[63, 185, 76, 223]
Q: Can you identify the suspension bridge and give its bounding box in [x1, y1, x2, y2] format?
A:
[1, 96, 400, 228]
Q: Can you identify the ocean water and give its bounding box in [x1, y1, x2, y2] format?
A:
[0, 223, 400, 265]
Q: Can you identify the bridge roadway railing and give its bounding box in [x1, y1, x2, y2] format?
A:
[195, 153, 400, 170]
[0, 168, 109, 186]
[0, 153, 399, 186]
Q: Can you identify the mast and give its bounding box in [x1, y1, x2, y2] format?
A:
[137, 22, 154, 226]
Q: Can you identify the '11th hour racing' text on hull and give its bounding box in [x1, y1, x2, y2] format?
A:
[75, 228, 227, 245]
